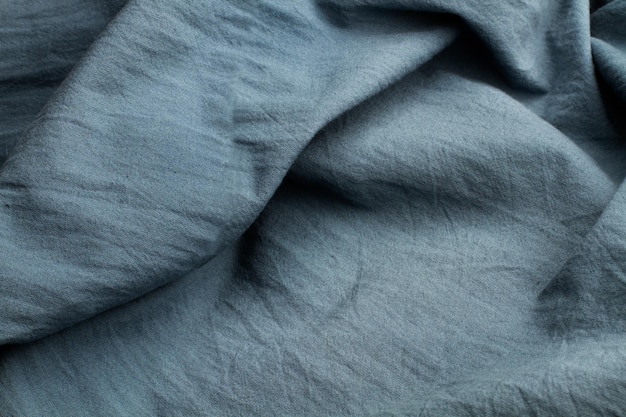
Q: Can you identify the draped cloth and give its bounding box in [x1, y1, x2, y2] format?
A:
[1, 0, 625, 415]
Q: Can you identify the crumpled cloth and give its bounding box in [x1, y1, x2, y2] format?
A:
[1, 0, 625, 415]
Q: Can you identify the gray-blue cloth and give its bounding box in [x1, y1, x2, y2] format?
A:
[1, 0, 625, 415]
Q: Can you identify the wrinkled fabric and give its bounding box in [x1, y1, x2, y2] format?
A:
[0, 0, 625, 415]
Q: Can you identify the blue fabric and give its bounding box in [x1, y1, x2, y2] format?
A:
[0, 0, 625, 415]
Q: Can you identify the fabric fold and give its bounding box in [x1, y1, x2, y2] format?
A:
[0, 0, 456, 343]
[1, 0, 626, 415]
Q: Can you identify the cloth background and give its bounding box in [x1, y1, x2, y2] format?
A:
[1, 0, 625, 415]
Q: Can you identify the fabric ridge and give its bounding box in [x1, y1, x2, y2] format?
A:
[0, 0, 625, 415]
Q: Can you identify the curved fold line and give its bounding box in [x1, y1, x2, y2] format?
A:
[0, 0, 457, 344]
